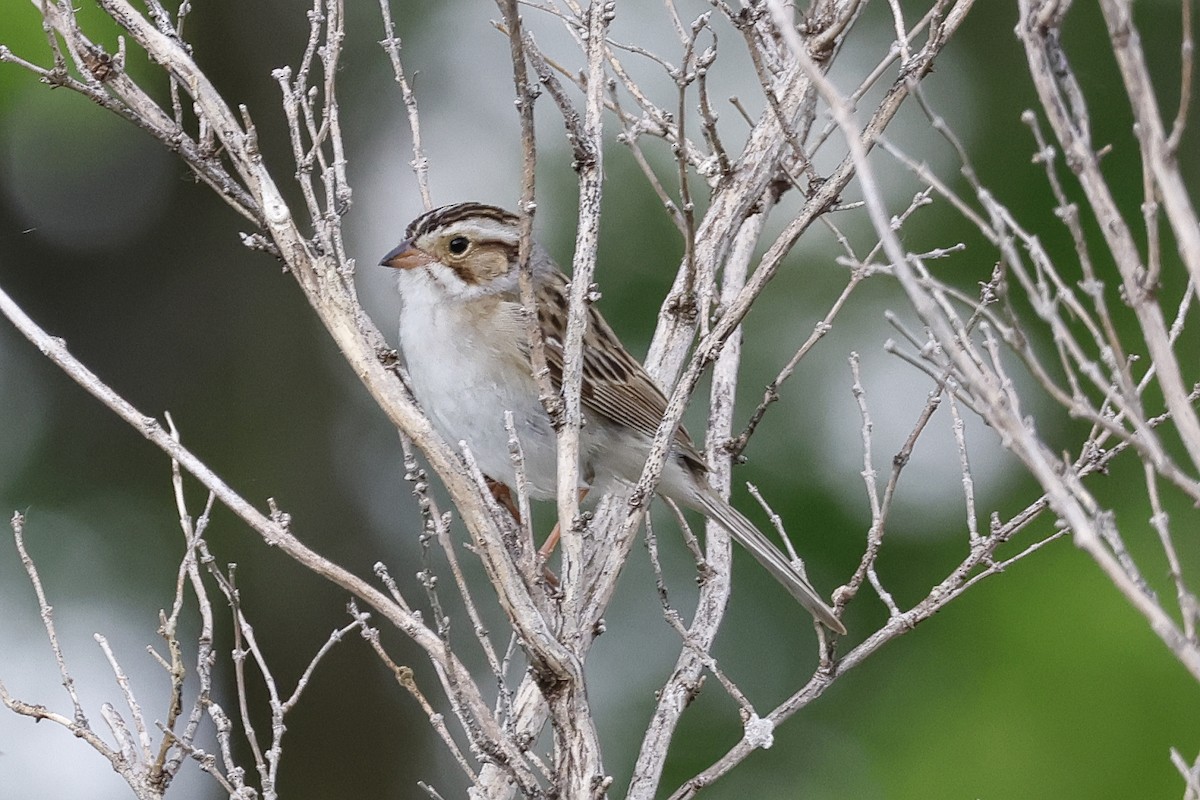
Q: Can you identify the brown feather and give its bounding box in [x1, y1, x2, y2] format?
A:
[530, 272, 708, 473]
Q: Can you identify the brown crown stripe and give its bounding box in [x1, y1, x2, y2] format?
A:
[406, 203, 519, 240]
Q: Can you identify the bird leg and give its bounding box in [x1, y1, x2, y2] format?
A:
[484, 477, 520, 523]
[484, 477, 566, 588]
[537, 487, 590, 560]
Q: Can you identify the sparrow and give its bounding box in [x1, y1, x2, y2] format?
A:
[381, 202, 844, 634]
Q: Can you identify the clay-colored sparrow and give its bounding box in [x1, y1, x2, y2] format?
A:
[381, 202, 844, 634]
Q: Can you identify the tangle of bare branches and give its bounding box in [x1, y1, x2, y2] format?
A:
[1, 0, 1196, 797]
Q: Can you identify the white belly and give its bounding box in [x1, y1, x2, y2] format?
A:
[398, 281, 561, 498]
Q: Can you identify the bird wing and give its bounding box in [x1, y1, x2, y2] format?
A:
[524, 272, 709, 472]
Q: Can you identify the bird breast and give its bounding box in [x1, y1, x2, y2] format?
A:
[397, 273, 560, 497]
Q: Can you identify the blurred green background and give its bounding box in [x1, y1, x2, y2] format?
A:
[1, 1, 1197, 798]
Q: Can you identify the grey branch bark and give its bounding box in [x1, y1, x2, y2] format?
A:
[2, 0, 1197, 797]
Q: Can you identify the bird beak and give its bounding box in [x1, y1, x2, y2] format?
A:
[380, 240, 434, 270]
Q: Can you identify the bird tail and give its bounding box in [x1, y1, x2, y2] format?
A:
[692, 490, 846, 635]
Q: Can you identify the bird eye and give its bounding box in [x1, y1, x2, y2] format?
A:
[448, 236, 470, 255]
